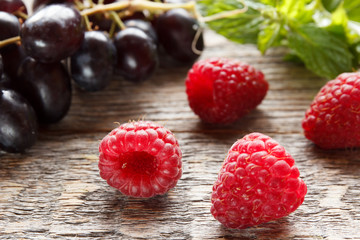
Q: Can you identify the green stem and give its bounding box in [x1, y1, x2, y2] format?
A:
[83, 15, 93, 31]
[109, 11, 126, 30]
[80, 0, 196, 17]
[0, 36, 20, 49]
[201, 0, 248, 22]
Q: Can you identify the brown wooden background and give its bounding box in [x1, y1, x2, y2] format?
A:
[1, 2, 360, 238]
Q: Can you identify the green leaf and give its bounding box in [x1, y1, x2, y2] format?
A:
[321, 0, 342, 12]
[343, 0, 360, 22]
[288, 24, 354, 79]
[197, 0, 272, 44]
[257, 21, 281, 54]
[278, 0, 314, 22]
[258, 0, 278, 6]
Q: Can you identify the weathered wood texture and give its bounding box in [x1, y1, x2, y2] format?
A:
[1, 10, 360, 239]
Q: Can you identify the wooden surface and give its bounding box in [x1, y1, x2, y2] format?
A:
[1, 23, 360, 239]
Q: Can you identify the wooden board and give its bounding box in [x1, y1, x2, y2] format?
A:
[1, 7, 360, 239]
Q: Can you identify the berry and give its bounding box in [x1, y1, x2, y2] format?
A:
[16, 57, 72, 124]
[0, 89, 38, 153]
[113, 27, 158, 83]
[98, 121, 182, 198]
[211, 133, 307, 229]
[0, 0, 28, 14]
[156, 8, 204, 64]
[71, 31, 116, 92]
[302, 72, 360, 149]
[20, 4, 84, 63]
[0, 11, 21, 43]
[0, 55, 3, 79]
[185, 58, 268, 124]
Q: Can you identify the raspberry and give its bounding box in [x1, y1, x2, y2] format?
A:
[98, 121, 182, 198]
[211, 133, 307, 229]
[185, 58, 268, 124]
[302, 72, 360, 149]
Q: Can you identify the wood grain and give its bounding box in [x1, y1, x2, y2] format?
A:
[1, 17, 360, 239]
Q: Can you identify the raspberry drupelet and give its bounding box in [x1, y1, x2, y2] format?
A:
[98, 121, 182, 198]
[211, 132, 307, 229]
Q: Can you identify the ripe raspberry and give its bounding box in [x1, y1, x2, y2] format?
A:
[98, 121, 182, 198]
[211, 133, 307, 229]
[302, 72, 360, 149]
[185, 58, 268, 124]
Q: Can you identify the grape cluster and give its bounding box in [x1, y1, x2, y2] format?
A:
[0, 0, 204, 153]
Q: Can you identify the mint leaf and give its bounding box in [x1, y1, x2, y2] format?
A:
[321, 0, 342, 12]
[278, 0, 314, 22]
[197, 0, 271, 44]
[343, 0, 360, 22]
[288, 24, 353, 79]
[257, 21, 281, 54]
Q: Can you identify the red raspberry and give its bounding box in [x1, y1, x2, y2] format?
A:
[211, 133, 307, 229]
[98, 121, 182, 198]
[185, 58, 268, 124]
[302, 72, 360, 149]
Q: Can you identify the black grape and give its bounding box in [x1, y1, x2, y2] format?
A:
[16, 57, 72, 124]
[93, 0, 116, 4]
[113, 27, 158, 83]
[0, 89, 38, 153]
[32, 0, 79, 11]
[124, 19, 158, 43]
[71, 31, 116, 92]
[156, 8, 204, 64]
[0, 55, 3, 79]
[20, 4, 84, 63]
[88, 13, 114, 32]
[0, 11, 21, 42]
[1, 44, 27, 80]
[0, 0, 28, 14]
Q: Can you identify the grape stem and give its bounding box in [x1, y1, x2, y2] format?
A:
[0, 36, 21, 49]
[0, 0, 248, 49]
[80, 0, 197, 17]
[200, 0, 248, 22]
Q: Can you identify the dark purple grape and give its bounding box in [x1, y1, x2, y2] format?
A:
[88, 13, 114, 32]
[93, 0, 116, 4]
[124, 19, 158, 43]
[0, 55, 3, 78]
[0, 0, 28, 14]
[0, 73, 12, 89]
[20, 4, 84, 63]
[16, 57, 72, 124]
[71, 31, 116, 91]
[0, 89, 38, 153]
[1, 43, 27, 80]
[32, 0, 79, 11]
[114, 27, 158, 83]
[156, 8, 204, 64]
[0, 11, 20, 42]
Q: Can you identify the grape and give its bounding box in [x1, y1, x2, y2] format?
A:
[0, 89, 38, 153]
[0, 0, 27, 14]
[71, 31, 116, 91]
[113, 27, 158, 82]
[16, 57, 72, 124]
[0, 11, 21, 42]
[0, 55, 3, 79]
[93, 0, 116, 4]
[124, 19, 158, 43]
[156, 8, 204, 64]
[1, 44, 27, 80]
[88, 13, 114, 32]
[20, 4, 84, 63]
[32, 0, 79, 11]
